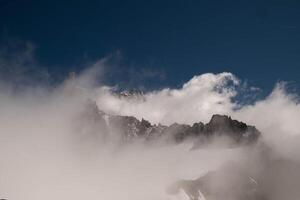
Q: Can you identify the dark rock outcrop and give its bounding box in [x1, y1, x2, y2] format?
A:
[78, 101, 261, 146]
[201, 114, 260, 144]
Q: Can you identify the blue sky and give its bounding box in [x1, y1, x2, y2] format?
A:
[0, 0, 300, 92]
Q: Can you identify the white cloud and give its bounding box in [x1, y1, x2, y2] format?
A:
[2, 57, 300, 200]
[94, 70, 300, 161]
[95, 72, 239, 125]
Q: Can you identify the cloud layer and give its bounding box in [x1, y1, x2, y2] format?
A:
[96, 72, 239, 125]
[1, 57, 300, 199]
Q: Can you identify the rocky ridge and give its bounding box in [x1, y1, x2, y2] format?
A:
[76, 100, 267, 200]
[78, 100, 261, 146]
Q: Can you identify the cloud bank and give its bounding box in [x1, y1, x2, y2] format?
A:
[1, 55, 300, 199]
[96, 72, 239, 125]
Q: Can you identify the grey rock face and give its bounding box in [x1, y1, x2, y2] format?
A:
[79, 101, 261, 145]
[202, 114, 260, 144]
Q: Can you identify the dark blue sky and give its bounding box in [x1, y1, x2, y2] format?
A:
[1, 0, 300, 92]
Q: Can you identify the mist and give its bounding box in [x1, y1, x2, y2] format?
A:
[1, 62, 300, 200]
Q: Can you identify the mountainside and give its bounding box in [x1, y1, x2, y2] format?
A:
[167, 148, 300, 200]
[78, 100, 261, 146]
[76, 100, 266, 200]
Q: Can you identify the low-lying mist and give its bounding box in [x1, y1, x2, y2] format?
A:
[1, 63, 300, 200]
[0, 89, 243, 200]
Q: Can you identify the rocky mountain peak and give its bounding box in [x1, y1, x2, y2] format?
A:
[114, 89, 145, 101]
[78, 100, 261, 146]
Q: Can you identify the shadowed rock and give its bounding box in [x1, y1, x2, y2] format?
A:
[78, 100, 261, 146]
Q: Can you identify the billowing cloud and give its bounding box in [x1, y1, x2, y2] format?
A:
[94, 70, 300, 158]
[95, 72, 239, 125]
[1, 55, 300, 200]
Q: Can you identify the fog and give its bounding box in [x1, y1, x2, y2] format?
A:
[1, 63, 300, 199]
[0, 88, 242, 200]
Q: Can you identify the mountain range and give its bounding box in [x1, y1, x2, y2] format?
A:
[79, 100, 261, 148]
[75, 93, 300, 200]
